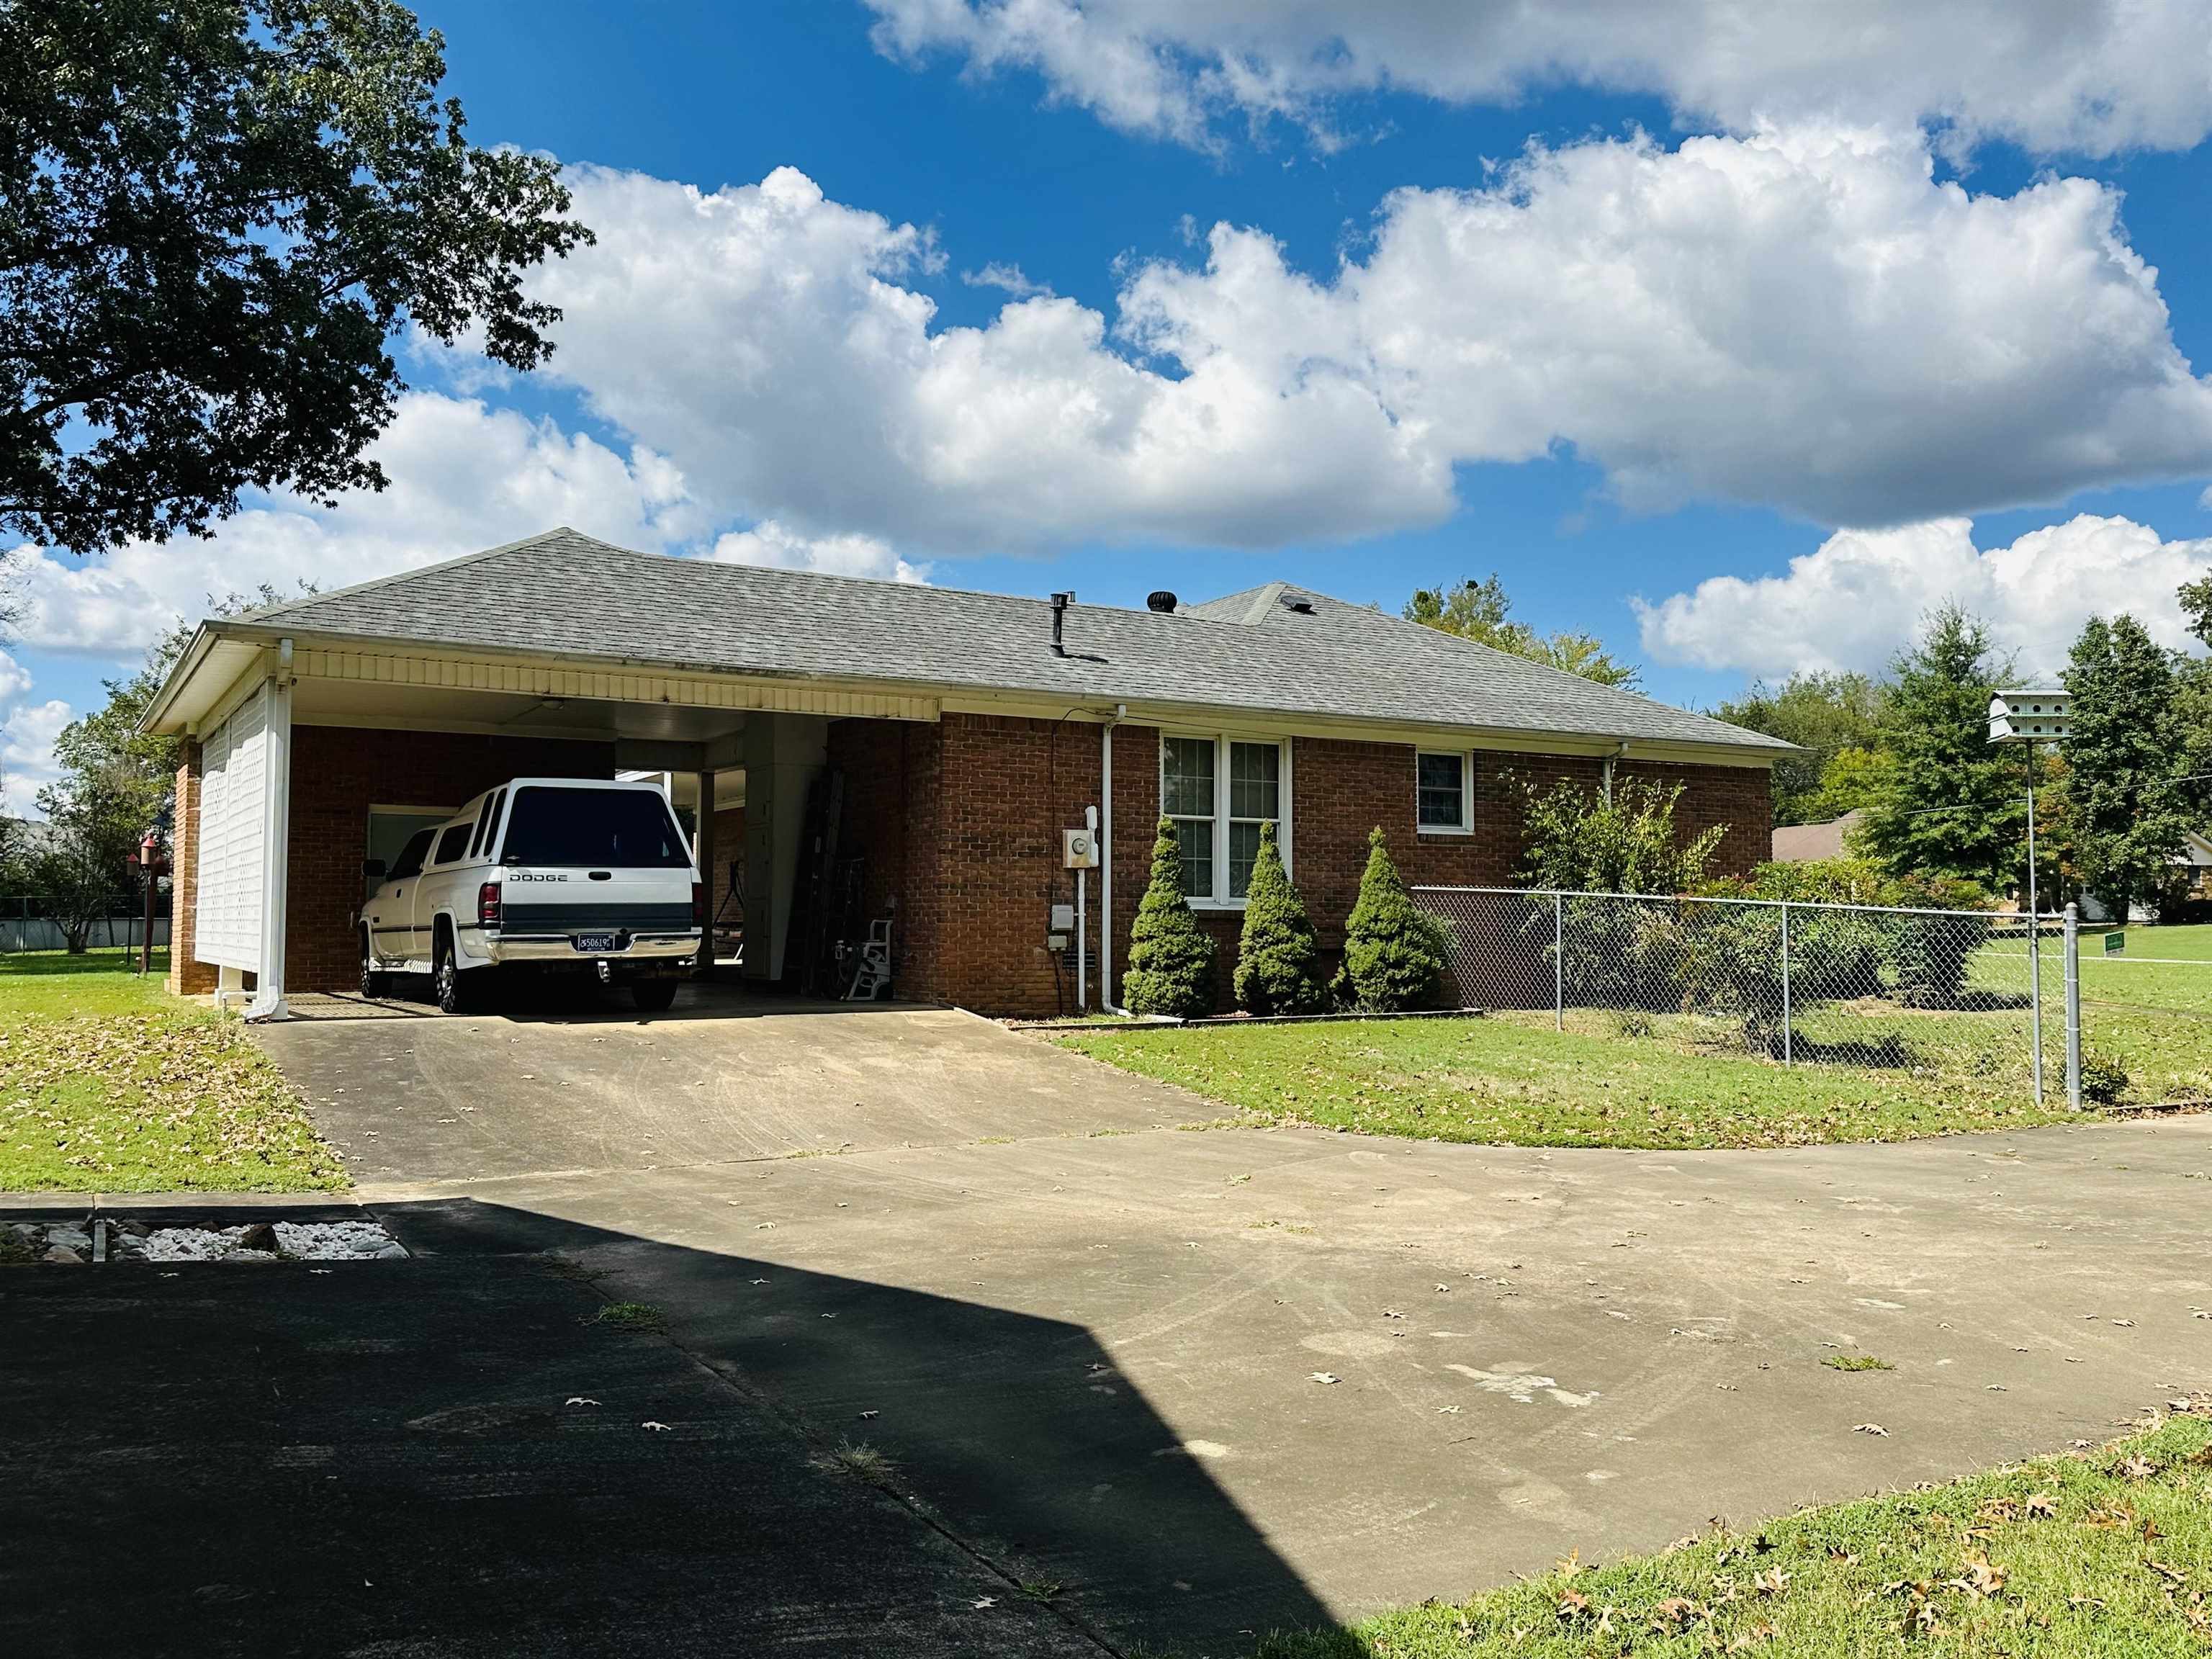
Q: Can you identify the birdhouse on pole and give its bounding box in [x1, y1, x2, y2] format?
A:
[1988, 690, 2072, 745]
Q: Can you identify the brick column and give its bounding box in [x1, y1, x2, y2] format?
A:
[166, 740, 217, 996]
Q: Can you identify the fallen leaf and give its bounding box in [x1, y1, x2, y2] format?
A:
[564, 1396, 601, 1407]
[1854, 1422, 1890, 1436]
[1309, 1372, 1339, 1385]
[640, 1421, 673, 1432]
[1950, 1555, 2007, 1600]
[2025, 1491, 2058, 1519]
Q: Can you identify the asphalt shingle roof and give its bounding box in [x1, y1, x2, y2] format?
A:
[230, 529, 1787, 755]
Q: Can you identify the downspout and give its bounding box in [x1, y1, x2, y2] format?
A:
[1602, 739, 1630, 805]
[1101, 703, 1127, 1013]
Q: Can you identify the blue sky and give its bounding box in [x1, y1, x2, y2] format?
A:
[9, 0, 2212, 808]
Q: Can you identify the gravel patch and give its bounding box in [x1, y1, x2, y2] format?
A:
[143, 1218, 407, 1262]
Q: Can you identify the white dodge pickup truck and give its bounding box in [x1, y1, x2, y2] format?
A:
[357, 777, 703, 1014]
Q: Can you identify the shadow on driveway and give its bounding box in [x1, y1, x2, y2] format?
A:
[0, 1197, 1330, 1659]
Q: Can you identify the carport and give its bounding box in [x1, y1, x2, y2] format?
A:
[140, 579, 934, 1019]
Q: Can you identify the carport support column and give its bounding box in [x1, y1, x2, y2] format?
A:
[694, 770, 716, 980]
[742, 715, 827, 985]
[246, 639, 294, 1022]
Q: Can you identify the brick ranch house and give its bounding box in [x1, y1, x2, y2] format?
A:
[140, 528, 1788, 1018]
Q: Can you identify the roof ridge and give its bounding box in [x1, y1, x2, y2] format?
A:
[235, 526, 597, 624]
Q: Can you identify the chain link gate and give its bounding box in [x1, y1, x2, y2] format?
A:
[1413, 887, 2081, 1107]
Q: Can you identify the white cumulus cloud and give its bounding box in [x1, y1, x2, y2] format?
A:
[0, 644, 73, 816]
[961, 261, 1051, 298]
[865, 0, 2212, 157]
[1635, 514, 2212, 680]
[4, 392, 708, 660]
[708, 520, 931, 583]
[522, 135, 2212, 550]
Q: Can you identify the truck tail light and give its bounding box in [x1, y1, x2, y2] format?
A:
[691, 881, 706, 925]
[478, 881, 503, 928]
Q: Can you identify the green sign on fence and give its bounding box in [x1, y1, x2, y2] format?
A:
[2104, 931, 2126, 956]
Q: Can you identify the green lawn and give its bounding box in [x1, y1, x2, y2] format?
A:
[1059, 1015, 2080, 1148]
[1247, 1411, 2212, 1658]
[0, 948, 344, 1192]
[2103, 921, 2212, 961]
[1061, 916, 2208, 1147]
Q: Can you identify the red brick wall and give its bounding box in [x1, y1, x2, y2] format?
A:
[822, 719, 930, 985]
[911, 714, 1771, 1017]
[166, 741, 216, 996]
[283, 726, 617, 991]
[905, 713, 1099, 1014]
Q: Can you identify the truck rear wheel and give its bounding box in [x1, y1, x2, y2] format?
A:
[631, 979, 678, 1013]
[433, 929, 482, 1015]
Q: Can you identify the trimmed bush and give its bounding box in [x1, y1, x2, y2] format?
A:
[1233, 822, 1326, 1015]
[1122, 817, 1216, 1017]
[1337, 827, 1449, 1011]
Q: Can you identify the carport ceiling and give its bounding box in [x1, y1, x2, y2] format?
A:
[294, 676, 750, 745]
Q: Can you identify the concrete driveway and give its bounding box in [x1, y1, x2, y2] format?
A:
[255, 983, 1200, 1184]
[253, 1000, 2212, 1655]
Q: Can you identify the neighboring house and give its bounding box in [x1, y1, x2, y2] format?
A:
[138, 529, 1789, 1017]
[2184, 831, 2212, 902]
[2080, 829, 2212, 923]
[1771, 809, 1865, 864]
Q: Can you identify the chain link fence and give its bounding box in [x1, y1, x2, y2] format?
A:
[0, 899, 171, 955]
[1415, 886, 2080, 1105]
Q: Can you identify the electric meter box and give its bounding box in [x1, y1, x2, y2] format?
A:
[1062, 828, 1100, 869]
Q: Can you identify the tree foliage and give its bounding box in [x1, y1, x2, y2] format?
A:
[1714, 672, 1887, 826]
[2182, 567, 2212, 650]
[1404, 575, 1640, 688]
[1514, 775, 1727, 894]
[1, 0, 593, 553]
[1856, 605, 2025, 889]
[1336, 827, 1449, 1011]
[2059, 612, 2206, 916]
[1122, 817, 1215, 1017]
[1232, 821, 1325, 1015]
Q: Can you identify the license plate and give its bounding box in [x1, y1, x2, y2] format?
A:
[572, 932, 621, 954]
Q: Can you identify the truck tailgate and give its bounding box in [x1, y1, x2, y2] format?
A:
[499, 868, 694, 936]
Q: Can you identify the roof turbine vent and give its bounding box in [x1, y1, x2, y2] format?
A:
[1146, 590, 1178, 614]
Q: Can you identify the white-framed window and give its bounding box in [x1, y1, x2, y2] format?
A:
[1416, 750, 1473, 834]
[1161, 733, 1290, 906]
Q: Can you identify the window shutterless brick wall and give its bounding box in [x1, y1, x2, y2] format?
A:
[912, 714, 1771, 1017]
